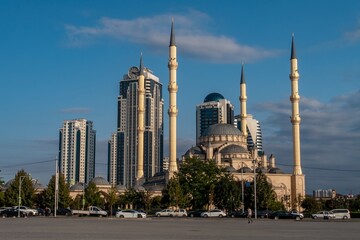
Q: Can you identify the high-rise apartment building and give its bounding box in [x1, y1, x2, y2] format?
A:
[107, 132, 117, 186]
[196, 92, 234, 143]
[235, 114, 264, 154]
[116, 66, 164, 187]
[58, 119, 96, 185]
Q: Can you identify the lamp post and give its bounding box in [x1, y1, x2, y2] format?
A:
[18, 176, 26, 218]
[252, 144, 258, 220]
[241, 162, 244, 213]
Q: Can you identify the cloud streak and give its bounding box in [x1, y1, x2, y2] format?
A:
[60, 107, 91, 114]
[65, 11, 281, 63]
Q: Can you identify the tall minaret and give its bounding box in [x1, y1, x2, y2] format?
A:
[240, 64, 248, 138]
[137, 53, 145, 181]
[168, 19, 178, 173]
[289, 35, 302, 175]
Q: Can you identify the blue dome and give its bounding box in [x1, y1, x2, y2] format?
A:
[203, 124, 242, 136]
[204, 92, 225, 102]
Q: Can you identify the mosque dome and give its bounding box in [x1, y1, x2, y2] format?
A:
[4, 179, 14, 189]
[70, 183, 84, 191]
[256, 167, 267, 173]
[238, 167, 252, 173]
[225, 166, 237, 173]
[184, 146, 204, 156]
[220, 144, 248, 154]
[204, 92, 225, 103]
[268, 167, 284, 174]
[134, 185, 145, 191]
[203, 124, 242, 136]
[90, 176, 110, 185]
[116, 184, 127, 191]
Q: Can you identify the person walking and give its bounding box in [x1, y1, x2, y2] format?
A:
[247, 207, 253, 223]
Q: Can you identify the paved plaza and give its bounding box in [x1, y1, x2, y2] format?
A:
[0, 217, 359, 240]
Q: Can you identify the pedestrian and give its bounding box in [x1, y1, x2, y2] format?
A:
[247, 207, 253, 223]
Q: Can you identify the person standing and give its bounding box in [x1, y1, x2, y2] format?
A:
[247, 207, 253, 223]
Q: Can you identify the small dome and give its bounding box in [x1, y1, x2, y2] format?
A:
[221, 144, 248, 154]
[90, 176, 110, 185]
[33, 182, 46, 190]
[268, 168, 283, 174]
[116, 184, 127, 191]
[256, 167, 267, 173]
[70, 183, 84, 191]
[203, 124, 242, 136]
[225, 166, 237, 173]
[185, 146, 204, 156]
[204, 92, 225, 103]
[238, 167, 252, 173]
[144, 184, 164, 191]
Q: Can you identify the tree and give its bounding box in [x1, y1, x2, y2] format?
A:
[301, 196, 321, 213]
[213, 173, 242, 212]
[176, 157, 227, 210]
[105, 187, 118, 215]
[4, 170, 35, 207]
[43, 174, 71, 209]
[162, 177, 189, 209]
[84, 182, 103, 207]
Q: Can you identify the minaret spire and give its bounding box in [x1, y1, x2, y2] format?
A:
[291, 33, 297, 59]
[137, 53, 145, 182]
[240, 64, 248, 138]
[168, 19, 178, 174]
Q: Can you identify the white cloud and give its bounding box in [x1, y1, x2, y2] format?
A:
[60, 107, 91, 114]
[65, 11, 281, 63]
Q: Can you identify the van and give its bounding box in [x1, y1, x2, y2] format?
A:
[330, 209, 350, 219]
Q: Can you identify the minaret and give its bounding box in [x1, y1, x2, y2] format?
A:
[168, 19, 178, 173]
[240, 64, 248, 138]
[137, 53, 145, 181]
[290, 34, 305, 210]
[289, 35, 302, 175]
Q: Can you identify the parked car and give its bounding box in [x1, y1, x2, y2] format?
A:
[37, 208, 45, 216]
[330, 209, 351, 219]
[169, 209, 187, 217]
[201, 209, 226, 218]
[116, 210, 146, 218]
[311, 211, 335, 219]
[290, 211, 304, 219]
[269, 211, 303, 220]
[228, 210, 247, 218]
[187, 210, 204, 218]
[56, 208, 72, 216]
[13, 206, 38, 216]
[155, 209, 174, 217]
[1, 208, 27, 218]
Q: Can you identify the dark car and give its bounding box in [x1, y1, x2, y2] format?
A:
[269, 211, 303, 220]
[0, 208, 27, 218]
[37, 208, 45, 216]
[228, 210, 247, 218]
[56, 208, 72, 216]
[187, 210, 204, 218]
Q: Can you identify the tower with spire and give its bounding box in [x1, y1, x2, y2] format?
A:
[289, 35, 305, 209]
[240, 64, 248, 139]
[168, 19, 178, 174]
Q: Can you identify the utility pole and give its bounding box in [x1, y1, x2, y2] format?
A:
[54, 157, 59, 217]
[18, 176, 26, 218]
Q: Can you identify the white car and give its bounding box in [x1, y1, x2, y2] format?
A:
[201, 209, 226, 218]
[311, 211, 335, 219]
[13, 206, 38, 216]
[155, 209, 174, 217]
[116, 210, 146, 218]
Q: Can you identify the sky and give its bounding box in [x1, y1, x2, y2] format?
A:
[0, 0, 359, 195]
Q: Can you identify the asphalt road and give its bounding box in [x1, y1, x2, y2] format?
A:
[0, 217, 359, 240]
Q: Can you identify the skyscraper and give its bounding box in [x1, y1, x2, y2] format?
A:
[107, 132, 117, 186]
[196, 92, 234, 143]
[58, 118, 96, 185]
[235, 114, 264, 154]
[116, 65, 164, 187]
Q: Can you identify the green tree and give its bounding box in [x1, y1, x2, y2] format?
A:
[213, 174, 242, 212]
[105, 187, 118, 215]
[177, 157, 226, 210]
[43, 174, 71, 209]
[4, 170, 35, 207]
[301, 196, 321, 213]
[85, 182, 103, 207]
[162, 177, 189, 209]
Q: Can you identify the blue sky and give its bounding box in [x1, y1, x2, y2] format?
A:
[1, 0, 359, 195]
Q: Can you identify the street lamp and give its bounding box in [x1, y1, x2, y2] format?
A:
[252, 145, 258, 220]
[18, 175, 27, 218]
[241, 162, 244, 213]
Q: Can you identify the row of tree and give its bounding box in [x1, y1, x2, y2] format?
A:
[0, 158, 286, 213]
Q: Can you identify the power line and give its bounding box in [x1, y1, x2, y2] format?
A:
[277, 163, 360, 173]
[0, 159, 55, 169]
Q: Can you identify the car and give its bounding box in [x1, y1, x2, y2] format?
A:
[169, 209, 187, 217]
[201, 209, 226, 218]
[13, 206, 38, 216]
[290, 210, 304, 219]
[1, 208, 27, 218]
[37, 208, 45, 216]
[56, 208, 72, 216]
[187, 210, 204, 218]
[330, 209, 351, 219]
[116, 210, 146, 218]
[155, 209, 174, 217]
[311, 211, 335, 219]
[228, 210, 247, 218]
[269, 211, 303, 220]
